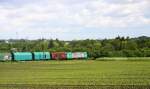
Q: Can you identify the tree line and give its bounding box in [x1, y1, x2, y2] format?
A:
[0, 36, 150, 58]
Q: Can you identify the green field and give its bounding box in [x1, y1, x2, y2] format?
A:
[0, 60, 150, 88]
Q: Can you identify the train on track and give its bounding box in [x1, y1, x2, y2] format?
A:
[0, 52, 88, 61]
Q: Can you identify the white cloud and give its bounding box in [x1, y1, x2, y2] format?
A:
[0, 0, 150, 39]
[72, 0, 150, 28]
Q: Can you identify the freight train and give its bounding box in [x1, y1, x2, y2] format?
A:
[0, 52, 88, 61]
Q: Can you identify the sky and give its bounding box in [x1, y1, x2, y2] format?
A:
[0, 0, 150, 40]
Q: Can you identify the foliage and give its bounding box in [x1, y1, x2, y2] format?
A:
[0, 36, 150, 58]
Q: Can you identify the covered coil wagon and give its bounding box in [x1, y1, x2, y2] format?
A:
[33, 52, 51, 60]
[52, 52, 67, 60]
[72, 52, 88, 59]
[12, 52, 33, 61]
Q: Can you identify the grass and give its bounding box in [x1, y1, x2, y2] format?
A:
[0, 59, 150, 88]
[96, 57, 150, 61]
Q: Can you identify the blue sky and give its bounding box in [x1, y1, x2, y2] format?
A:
[0, 0, 150, 40]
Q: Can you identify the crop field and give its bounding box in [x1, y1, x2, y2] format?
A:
[0, 60, 150, 89]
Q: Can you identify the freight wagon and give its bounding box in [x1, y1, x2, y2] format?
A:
[0, 53, 11, 61]
[1, 52, 88, 61]
[33, 52, 51, 61]
[12, 52, 33, 61]
[72, 52, 88, 59]
[52, 52, 67, 60]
